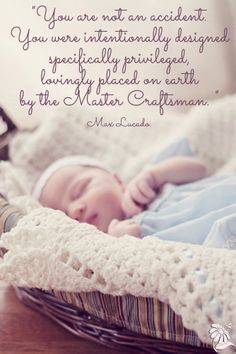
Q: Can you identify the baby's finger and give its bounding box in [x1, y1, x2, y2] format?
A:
[137, 180, 156, 199]
[127, 224, 141, 238]
[126, 219, 139, 224]
[122, 194, 142, 216]
[128, 184, 150, 204]
[109, 219, 119, 227]
[122, 192, 143, 217]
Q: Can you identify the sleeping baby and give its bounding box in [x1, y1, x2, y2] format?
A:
[33, 141, 236, 248]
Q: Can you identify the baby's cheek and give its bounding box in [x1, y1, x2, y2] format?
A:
[102, 190, 123, 217]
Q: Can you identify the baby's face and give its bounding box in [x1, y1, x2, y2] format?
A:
[40, 165, 125, 232]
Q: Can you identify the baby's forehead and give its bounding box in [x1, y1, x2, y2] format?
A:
[40, 165, 95, 207]
[49, 164, 110, 187]
[34, 154, 110, 201]
[51, 164, 96, 182]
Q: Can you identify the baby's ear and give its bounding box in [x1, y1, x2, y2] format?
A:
[112, 172, 125, 191]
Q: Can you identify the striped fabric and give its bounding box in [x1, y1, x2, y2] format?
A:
[51, 289, 211, 348]
[0, 194, 23, 257]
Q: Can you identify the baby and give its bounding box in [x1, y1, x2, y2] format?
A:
[33, 154, 207, 238]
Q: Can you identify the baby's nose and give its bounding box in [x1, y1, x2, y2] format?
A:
[67, 202, 86, 221]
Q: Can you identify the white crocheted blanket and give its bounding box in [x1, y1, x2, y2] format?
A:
[0, 94, 236, 344]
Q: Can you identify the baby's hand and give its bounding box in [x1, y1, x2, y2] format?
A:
[122, 168, 158, 217]
[108, 219, 141, 238]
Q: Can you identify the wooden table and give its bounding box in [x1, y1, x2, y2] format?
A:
[0, 282, 135, 354]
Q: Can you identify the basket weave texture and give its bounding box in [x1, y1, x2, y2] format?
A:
[15, 287, 214, 354]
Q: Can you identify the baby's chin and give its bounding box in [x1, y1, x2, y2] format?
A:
[97, 218, 110, 233]
[95, 215, 115, 233]
[85, 213, 107, 233]
[100, 214, 125, 233]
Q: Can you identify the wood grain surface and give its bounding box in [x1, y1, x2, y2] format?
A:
[0, 282, 136, 354]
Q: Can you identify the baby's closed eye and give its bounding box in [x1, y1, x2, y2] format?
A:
[71, 178, 91, 200]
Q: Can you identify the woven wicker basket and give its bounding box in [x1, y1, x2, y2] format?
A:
[15, 287, 214, 354]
